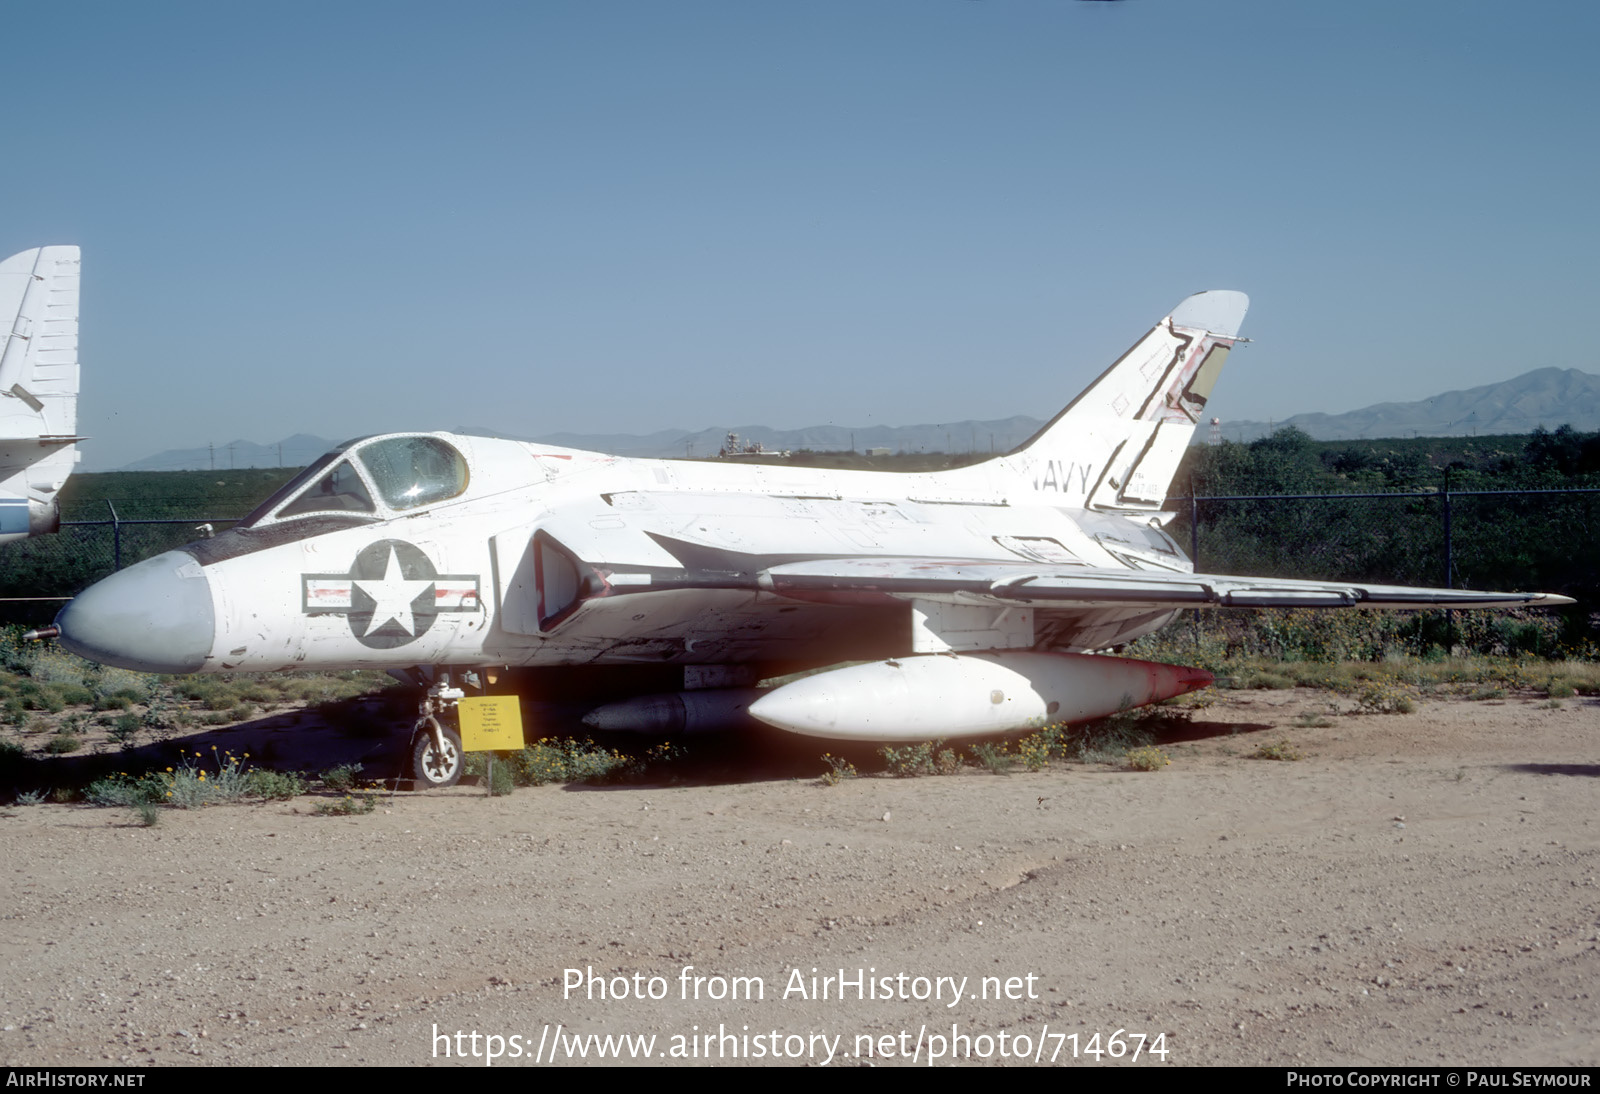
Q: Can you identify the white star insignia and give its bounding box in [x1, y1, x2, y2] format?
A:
[353, 545, 435, 637]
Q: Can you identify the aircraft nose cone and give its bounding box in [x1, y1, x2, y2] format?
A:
[55, 550, 214, 673]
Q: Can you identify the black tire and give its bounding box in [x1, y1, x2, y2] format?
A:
[411, 719, 463, 788]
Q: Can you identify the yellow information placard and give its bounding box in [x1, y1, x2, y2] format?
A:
[458, 696, 524, 752]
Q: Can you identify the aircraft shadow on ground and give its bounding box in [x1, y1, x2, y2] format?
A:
[1154, 718, 1279, 745]
[7, 705, 1303, 799]
[9, 700, 406, 797]
[179, 709, 1294, 792]
[563, 716, 1286, 791]
[1498, 763, 1600, 779]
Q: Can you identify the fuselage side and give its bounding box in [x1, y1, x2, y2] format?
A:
[56, 431, 1190, 675]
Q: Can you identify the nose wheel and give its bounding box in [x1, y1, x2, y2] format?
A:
[411, 716, 463, 788]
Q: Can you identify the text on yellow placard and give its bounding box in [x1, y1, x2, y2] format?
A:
[458, 696, 524, 752]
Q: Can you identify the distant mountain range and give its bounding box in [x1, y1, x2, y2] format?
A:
[115, 419, 1047, 471]
[113, 368, 1600, 471]
[1212, 367, 1600, 443]
[486, 416, 1045, 461]
[119, 433, 340, 472]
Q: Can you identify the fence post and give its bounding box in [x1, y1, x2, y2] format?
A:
[1441, 470, 1455, 648]
[1189, 495, 1199, 569]
[1441, 468, 1453, 589]
[1189, 496, 1202, 652]
[106, 500, 121, 572]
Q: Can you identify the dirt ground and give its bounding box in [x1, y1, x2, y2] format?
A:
[1, 687, 1596, 1067]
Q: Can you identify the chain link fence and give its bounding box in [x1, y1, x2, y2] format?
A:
[1169, 489, 1600, 606]
[0, 517, 242, 627]
[1180, 493, 1445, 587]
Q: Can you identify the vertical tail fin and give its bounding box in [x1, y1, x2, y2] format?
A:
[0, 246, 81, 541]
[1000, 290, 1246, 511]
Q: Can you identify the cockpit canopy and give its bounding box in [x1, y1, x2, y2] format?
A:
[242, 435, 470, 528]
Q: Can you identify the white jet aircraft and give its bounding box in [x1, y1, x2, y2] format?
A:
[0, 246, 81, 542]
[48, 290, 1570, 786]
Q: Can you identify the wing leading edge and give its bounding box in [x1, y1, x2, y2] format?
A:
[754, 557, 1573, 611]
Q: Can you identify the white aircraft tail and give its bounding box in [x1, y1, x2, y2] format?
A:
[993, 290, 1247, 512]
[0, 245, 81, 541]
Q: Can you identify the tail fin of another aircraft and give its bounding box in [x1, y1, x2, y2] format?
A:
[0, 246, 81, 542]
[995, 290, 1246, 513]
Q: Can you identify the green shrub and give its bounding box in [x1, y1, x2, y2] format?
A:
[1059, 709, 1168, 764]
[1125, 745, 1170, 771]
[500, 739, 638, 786]
[1355, 681, 1417, 714]
[1546, 678, 1576, 699]
[93, 668, 153, 705]
[314, 792, 378, 816]
[319, 763, 364, 793]
[88, 747, 255, 810]
[86, 771, 168, 807]
[43, 733, 81, 755]
[60, 685, 96, 706]
[879, 741, 940, 777]
[966, 741, 1013, 775]
[1016, 733, 1051, 772]
[1253, 738, 1305, 761]
[20, 685, 66, 714]
[819, 753, 858, 786]
[109, 713, 143, 748]
[1126, 607, 1582, 667]
[245, 769, 307, 800]
[29, 652, 88, 687]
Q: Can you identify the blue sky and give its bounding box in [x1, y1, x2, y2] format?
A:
[4, 1, 1596, 470]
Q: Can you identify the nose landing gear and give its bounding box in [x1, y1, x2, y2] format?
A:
[409, 674, 465, 788]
